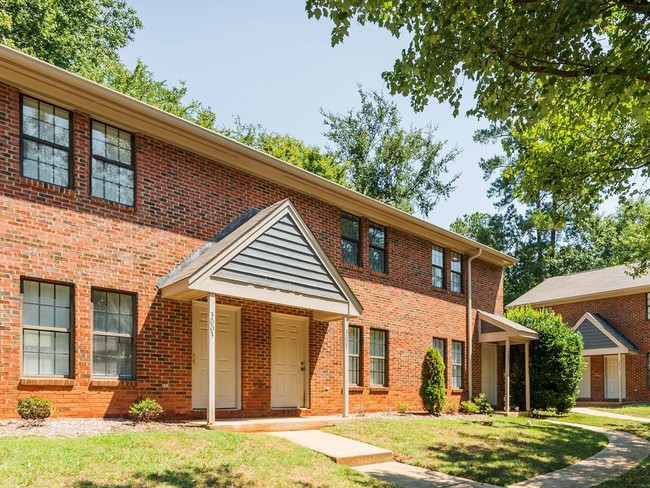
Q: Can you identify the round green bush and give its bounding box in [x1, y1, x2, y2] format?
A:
[129, 397, 164, 422]
[17, 397, 53, 424]
[506, 307, 584, 414]
[420, 347, 446, 415]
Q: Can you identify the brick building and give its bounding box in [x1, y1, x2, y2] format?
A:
[0, 45, 530, 421]
[509, 264, 650, 404]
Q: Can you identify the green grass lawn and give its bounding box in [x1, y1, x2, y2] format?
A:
[591, 403, 650, 419]
[0, 428, 390, 487]
[324, 416, 607, 486]
[554, 413, 650, 488]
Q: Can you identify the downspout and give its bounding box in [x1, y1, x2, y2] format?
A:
[467, 248, 482, 401]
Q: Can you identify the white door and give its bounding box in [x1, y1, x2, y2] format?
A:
[578, 357, 591, 399]
[481, 343, 498, 405]
[605, 355, 626, 400]
[192, 301, 241, 409]
[271, 313, 308, 408]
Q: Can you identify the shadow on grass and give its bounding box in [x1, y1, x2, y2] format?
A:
[74, 465, 250, 488]
[411, 423, 606, 486]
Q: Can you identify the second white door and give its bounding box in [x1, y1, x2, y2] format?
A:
[271, 313, 308, 408]
[605, 355, 626, 400]
[578, 357, 591, 399]
[481, 343, 498, 405]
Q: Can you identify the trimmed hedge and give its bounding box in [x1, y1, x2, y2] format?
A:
[420, 347, 446, 415]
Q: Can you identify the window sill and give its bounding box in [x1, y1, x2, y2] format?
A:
[342, 263, 363, 272]
[369, 270, 389, 278]
[348, 386, 364, 393]
[19, 377, 75, 387]
[89, 196, 136, 213]
[369, 386, 389, 393]
[89, 378, 136, 388]
[451, 389, 464, 394]
[17, 176, 75, 196]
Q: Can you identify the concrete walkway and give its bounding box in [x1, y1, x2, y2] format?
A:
[355, 461, 499, 488]
[572, 406, 650, 423]
[510, 421, 650, 488]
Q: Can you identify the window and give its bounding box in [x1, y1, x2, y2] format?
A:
[648, 354, 650, 387]
[92, 290, 135, 379]
[21, 96, 71, 187]
[21, 279, 72, 376]
[452, 341, 464, 389]
[647, 293, 650, 320]
[349, 326, 361, 386]
[433, 338, 446, 386]
[432, 245, 444, 288]
[451, 252, 463, 293]
[370, 329, 387, 386]
[341, 213, 360, 266]
[368, 224, 386, 273]
[91, 121, 135, 206]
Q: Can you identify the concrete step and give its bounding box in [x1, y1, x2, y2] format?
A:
[203, 416, 354, 433]
[270, 429, 393, 466]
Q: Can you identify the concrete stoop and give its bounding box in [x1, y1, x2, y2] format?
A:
[269, 430, 393, 467]
[203, 416, 354, 433]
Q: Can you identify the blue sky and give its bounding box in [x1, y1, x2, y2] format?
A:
[120, 1, 500, 228]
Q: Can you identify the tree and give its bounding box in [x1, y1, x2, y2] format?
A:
[222, 118, 348, 185]
[0, 0, 218, 130]
[321, 86, 459, 215]
[307, 1, 650, 261]
[505, 307, 583, 414]
[420, 348, 446, 415]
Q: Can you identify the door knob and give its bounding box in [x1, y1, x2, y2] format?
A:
[192, 353, 197, 365]
[300, 361, 305, 372]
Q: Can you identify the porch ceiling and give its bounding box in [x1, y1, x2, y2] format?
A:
[157, 199, 363, 321]
[478, 310, 539, 344]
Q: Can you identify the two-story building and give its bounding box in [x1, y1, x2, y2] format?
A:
[0, 45, 530, 422]
[509, 264, 650, 404]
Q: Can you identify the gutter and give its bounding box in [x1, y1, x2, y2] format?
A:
[467, 248, 483, 400]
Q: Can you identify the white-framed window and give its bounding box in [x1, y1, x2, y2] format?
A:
[349, 325, 361, 386]
[451, 252, 463, 293]
[370, 329, 387, 386]
[92, 290, 135, 379]
[452, 341, 464, 389]
[22, 279, 72, 377]
[432, 245, 444, 288]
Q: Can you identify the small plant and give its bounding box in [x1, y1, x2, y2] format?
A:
[129, 397, 164, 423]
[459, 400, 480, 415]
[17, 397, 53, 425]
[472, 393, 494, 415]
[396, 402, 410, 414]
[443, 400, 460, 414]
[355, 403, 367, 417]
[420, 348, 446, 415]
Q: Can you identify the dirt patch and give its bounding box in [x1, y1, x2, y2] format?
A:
[0, 418, 197, 438]
[359, 411, 493, 422]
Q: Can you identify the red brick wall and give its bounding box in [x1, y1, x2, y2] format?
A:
[553, 294, 649, 402]
[0, 81, 504, 418]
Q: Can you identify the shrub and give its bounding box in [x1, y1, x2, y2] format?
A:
[506, 307, 584, 414]
[472, 393, 494, 415]
[129, 397, 164, 422]
[17, 397, 53, 424]
[459, 400, 480, 414]
[396, 402, 410, 414]
[443, 400, 460, 414]
[419, 347, 446, 415]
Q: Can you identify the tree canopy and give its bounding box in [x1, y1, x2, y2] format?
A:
[322, 86, 458, 215]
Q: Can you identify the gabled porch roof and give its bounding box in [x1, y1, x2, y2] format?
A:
[158, 199, 363, 321]
[573, 313, 639, 356]
[478, 310, 539, 344]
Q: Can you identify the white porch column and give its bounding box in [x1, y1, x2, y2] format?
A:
[505, 338, 510, 413]
[342, 315, 349, 417]
[207, 293, 216, 425]
[618, 352, 623, 404]
[525, 341, 531, 412]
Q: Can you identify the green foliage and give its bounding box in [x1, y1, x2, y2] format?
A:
[506, 308, 584, 414]
[459, 400, 480, 415]
[443, 400, 459, 415]
[396, 402, 410, 414]
[472, 394, 494, 415]
[321, 86, 458, 216]
[419, 348, 446, 415]
[17, 397, 53, 424]
[128, 397, 164, 423]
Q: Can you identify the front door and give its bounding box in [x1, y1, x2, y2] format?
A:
[481, 343, 498, 405]
[605, 355, 626, 400]
[578, 357, 591, 399]
[271, 313, 308, 408]
[192, 301, 241, 410]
